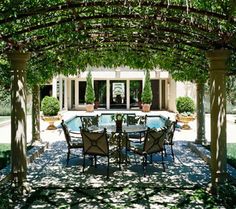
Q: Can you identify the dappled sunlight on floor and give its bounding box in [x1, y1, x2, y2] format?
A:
[13, 138, 213, 208]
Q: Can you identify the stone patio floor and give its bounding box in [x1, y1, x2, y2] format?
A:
[0, 110, 236, 208]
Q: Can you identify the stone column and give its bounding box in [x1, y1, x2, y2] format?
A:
[67, 79, 71, 110]
[159, 79, 162, 110]
[64, 79, 68, 110]
[52, 77, 57, 98]
[7, 51, 30, 186]
[59, 76, 63, 110]
[75, 80, 79, 110]
[106, 80, 110, 109]
[126, 80, 130, 109]
[195, 82, 206, 144]
[168, 77, 177, 112]
[206, 49, 230, 191]
[32, 84, 41, 143]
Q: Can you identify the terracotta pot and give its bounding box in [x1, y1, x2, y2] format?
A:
[86, 104, 94, 112]
[176, 114, 195, 130]
[42, 115, 61, 130]
[142, 104, 151, 112]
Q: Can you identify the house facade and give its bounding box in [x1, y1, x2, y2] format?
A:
[41, 67, 196, 112]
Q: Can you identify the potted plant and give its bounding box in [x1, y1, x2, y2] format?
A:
[85, 70, 95, 112]
[41, 96, 61, 130]
[176, 96, 195, 130]
[111, 113, 126, 132]
[141, 70, 153, 112]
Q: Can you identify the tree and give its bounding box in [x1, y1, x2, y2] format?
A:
[85, 70, 95, 104]
[141, 70, 153, 104]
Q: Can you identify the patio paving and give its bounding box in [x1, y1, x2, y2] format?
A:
[0, 110, 235, 208]
[5, 137, 209, 208]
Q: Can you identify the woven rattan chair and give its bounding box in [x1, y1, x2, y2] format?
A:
[129, 127, 166, 176]
[61, 120, 83, 165]
[81, 128, 110, 178]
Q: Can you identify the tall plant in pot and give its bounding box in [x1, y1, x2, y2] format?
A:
[41, 96, 61, 130]
[176, 96, 195, 130]
[85, 70, 95, 112]
[141, 70, 153, 112]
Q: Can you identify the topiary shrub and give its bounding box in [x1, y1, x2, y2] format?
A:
[85, 70, 95, 104]
[176, 96, 195, 114]
[141, 70, 153, 104]
[41, 96, 60, 116]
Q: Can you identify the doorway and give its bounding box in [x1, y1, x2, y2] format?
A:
[110, 80, 126, 109]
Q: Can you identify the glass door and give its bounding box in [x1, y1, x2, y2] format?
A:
[110, 80, 126, 109]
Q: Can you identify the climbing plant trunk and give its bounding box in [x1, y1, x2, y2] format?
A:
[7, 51, 30, 187]
[195, 82, 206, 144]
[206, 49, 230, 193]
[32, 84, 41, 143]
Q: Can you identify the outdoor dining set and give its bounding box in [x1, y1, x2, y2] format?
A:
[61, 113, 176, 178]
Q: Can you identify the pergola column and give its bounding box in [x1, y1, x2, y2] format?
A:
[206, 49, 230, 190]
[126, 80, 130, 109]
[195, 82, 206, 144]
[32, 84, 41, 143]
[7, 51, 30, 186]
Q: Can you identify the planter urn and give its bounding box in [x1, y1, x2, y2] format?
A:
[142, 104, 151, 112]
[176, 114, 195, 130]
[86, 104, 94, 112]
[42, 115, 62, 130]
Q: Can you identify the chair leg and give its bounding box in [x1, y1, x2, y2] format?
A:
[143, 154, 147, 177]
[94, 155, 97, 168]
[83, 154, 85, 173]
[171, 144, 175, 161]
[107, 155, 110, 179]
[67, 149, 70, 165]
[150, 154, 153, 163]
[164, 144, 167, 157]
[161, 151, 165, 172]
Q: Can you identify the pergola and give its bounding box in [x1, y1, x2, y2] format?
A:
[0, 0, 236, 193]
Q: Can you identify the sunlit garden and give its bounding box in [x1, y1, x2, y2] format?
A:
[1, 0, 236, 208]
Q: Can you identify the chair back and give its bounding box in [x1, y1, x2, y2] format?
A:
[81, 129, 109, 156]
[165, 120, 176, 144]
[143, 128, 166, 154]
[127, 115, 145, 125]
[80, 115, 99, 130]
[61, 120, 72, 146]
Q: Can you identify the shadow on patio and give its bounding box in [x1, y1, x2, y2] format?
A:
[5, 137, 217, 208]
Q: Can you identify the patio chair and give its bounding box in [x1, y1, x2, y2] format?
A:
[61, 120, 83, 165]
[164, 119, 176, 160]
[80, 115, 99, 130]
[129, 127, 166, 176]
[127, 115, 146, 143]
[81, 128, 110, 178]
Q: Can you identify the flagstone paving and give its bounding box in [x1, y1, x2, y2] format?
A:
[6, 138, 213, 208]
[1, 110, 236, 208]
